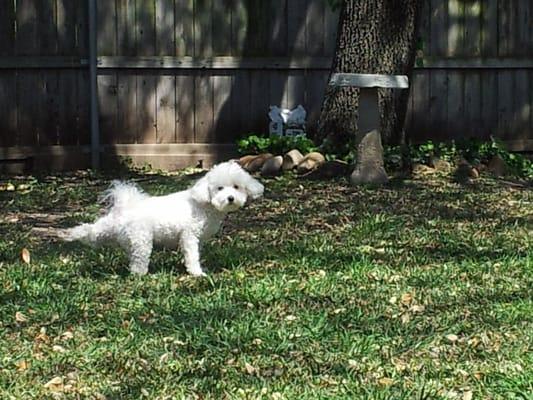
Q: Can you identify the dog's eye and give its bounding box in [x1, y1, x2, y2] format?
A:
[217, 186, 224, 191]
[233, 185, 239, 190]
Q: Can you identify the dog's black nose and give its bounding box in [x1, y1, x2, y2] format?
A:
[228, 196, 234, 203]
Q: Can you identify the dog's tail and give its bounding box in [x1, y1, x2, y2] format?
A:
[58, 223, 97, 244]
[100, 180, 148, 214]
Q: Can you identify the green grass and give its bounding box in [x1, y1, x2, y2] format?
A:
[0, 169, 532, 399]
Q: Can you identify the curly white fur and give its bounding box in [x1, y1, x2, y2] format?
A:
[60, 161, 264, 276]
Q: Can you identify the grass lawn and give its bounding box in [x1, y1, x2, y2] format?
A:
[0, 168, 531, 399]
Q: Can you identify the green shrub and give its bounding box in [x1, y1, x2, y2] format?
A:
[237, 134, 318, 156]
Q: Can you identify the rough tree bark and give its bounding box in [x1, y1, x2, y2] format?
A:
[316, 0, 423, 180]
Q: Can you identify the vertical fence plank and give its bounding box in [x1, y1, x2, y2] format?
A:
[117, 0, 137, 56]
[498, 0, 512, 56]
[213, 73, 233, 142]
[428, 70, 447, 141]
[41, 71, 60, 146]
[463, 71, 482, 138]
[156, 74, 176, 143]
[429, 0, 447, 57]
[0, 72, 17, 147]
[176, 73, 195, 143]
[287, 0, 307, 56]
[16, 71, 41, 146]
[58, 71, 79, 145]
[411, 70, 431, 142]
[175, 0, 194, 56]
[57, 0, 77, 55]
[137, 0, 156, 56]
[96, 0, 116, 55]
[194, 72, 214, 142]
[268, 0, 288, 56]
[212, 0, 232, 56]
[323, 2, 338, 56]
[231, 0, 248, 56]
[305, 70, 329, 136]
[447, 71, 464, 139]
[250, 70, 270, 135]
[464, 0, 481, 57]
[447, 0, 464, 57]
[243, 0, 269, 56]
[513, 70, 530, 140]
[36, 0, 58, 55]
[287, 72, 305, 109]
[0, 1, 15, 56]
[77, 70, 91, 145]
[481, 0, 498, 57]
[231, 70, 252, 137]
[270, 70, 288, 109]
[117, 73, 137, 143]
[194, 0, 213, 57]
[156, 0, 175, 55]
[306, 0, 324, 57]
[98, 73, 118, 145]
[480, 71, 498, 137]
[137, 75, 157, 143]
[16, 0, 38, 56]
[516, 0, 531, 57]
[496, 70, 513, 139]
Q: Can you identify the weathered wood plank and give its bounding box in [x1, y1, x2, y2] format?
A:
[212, 73, 233, 142]
[481, 0, 498, 57]
[446, 71, 464, 139]
[137, 75, 157, 143]
[116, 72, 137, 143]
[306, 0, 325, 57]
[447, 0, 464, 57]
[323, 2, 338, 56]
[516, 0, 532, 57]
[156, 74, 176, 143]
[330, 73, 409, 88]
[40, 71, 60, 146]
[428, 70, 447, 141]
[36, 0, 58, 55]
[305, 70, 329, 135]
[136, 0, 156, 56]
[268, 0, 288, 56]
[429, 0, 447, 56]
[117, 0, 137, 56]
[212, 0, 232, 56]
[463, 0, 481, 57]
[77, 70, 91, 145]
[58, 70, 78, 145]
[269, 70, 288, 109]
[463, 71, 482, 137]
[75, 1, 88, 56]
[56, 0, 77, 55]
[194, 0, 213, 57]
[287, 0, 307, 56]
[287, 72, 305, 109]
[15, 0, 38, 56]
[155, 0, 175, 55]
[175, 0, 194, 56]
[497, 0, 513, 56]
[231, 69, 252, 137]
[97, 72, 118, 145]
[175, 73, 195, 143]
[96, 0, 116, 55]
[250, 70, 270, 135]
[513, 70, 530, 139]
[411, 70, 431, 141]
[496, 70, 513, 139]
[0, 1, 15, 56]
[230, 0, 247, 56]
[16, 71, 40, 145]
[480, 70, 498, 137]
[194, 72, 214, 142]
[0, 72, 18, 147]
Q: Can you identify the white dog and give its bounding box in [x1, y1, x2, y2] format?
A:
[61, 161, 264, 276]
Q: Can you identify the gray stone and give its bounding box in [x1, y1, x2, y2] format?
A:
[296, 152, 326, 174]
[261, 155, 283, 176]
[487, 154, 507, 177]
[349, 130, 388, 185]
[282, 149, 304, 171]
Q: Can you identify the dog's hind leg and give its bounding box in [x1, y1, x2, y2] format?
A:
[124, 228, 153, 275]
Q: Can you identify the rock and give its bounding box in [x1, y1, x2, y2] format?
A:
[260, 156, 283, 176]
[350, 164, 388, 186]
[430, 157, 452, 172]
[454, 160, 478, 184]
[243, 153, 273, 173]
[412, 163, 436, 175]
[487, 154, 507, 177]
[301, 160, 350, 179]
[237, 155, 258, 168]
[296, 152, 326, 174]
[282, 149, 304, 171]
[349, 130, 388, 186]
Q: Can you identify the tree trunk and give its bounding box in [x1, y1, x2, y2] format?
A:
[316, 0, 423, 151]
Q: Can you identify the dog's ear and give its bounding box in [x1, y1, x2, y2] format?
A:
[190, 176, 211, 204]
[243, 173, 264, 200]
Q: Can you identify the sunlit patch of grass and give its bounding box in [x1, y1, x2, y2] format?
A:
[0, 170, 531, 399]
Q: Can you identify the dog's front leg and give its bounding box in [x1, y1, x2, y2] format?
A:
[180, 232, 205, 276]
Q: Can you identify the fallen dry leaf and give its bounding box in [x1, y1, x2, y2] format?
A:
[16, 359, 29, 371]
[52, 345, 66, 353]
[15, 311, 28, 323]
[410, 305, 425, 313]
[44, 376, 64, 392]
[462, 390, 473, 400]
[244, 362, 257, 375]
[21, 248, 31, 264]
[446, 334, 459, 343]
[400, 292, 413, 306]
[378, 377, 394, 386]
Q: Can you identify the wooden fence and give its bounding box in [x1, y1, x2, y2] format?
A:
[0, 0, 532, 171]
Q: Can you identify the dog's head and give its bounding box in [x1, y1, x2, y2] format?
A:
[190, 161, 264, 212]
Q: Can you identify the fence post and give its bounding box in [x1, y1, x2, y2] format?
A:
[88, 0, 100, 169]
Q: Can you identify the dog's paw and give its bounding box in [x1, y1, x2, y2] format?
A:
[188, 269, 207, 277]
